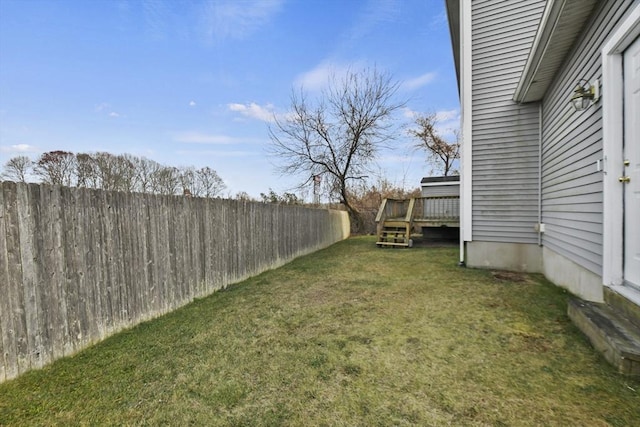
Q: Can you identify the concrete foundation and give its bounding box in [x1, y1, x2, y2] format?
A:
[465, 241, 542, 273]
[543, 246, 603, 302]
[465, 241, 603, 302]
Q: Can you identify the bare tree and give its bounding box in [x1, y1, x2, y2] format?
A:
[116, 154, 140, 192]
[260, 188, 302, 205]
[92, 152, 138, 192]
[133, 156, 162, 193]
[33, 150, 76, 186]
[408, 113, 460, 176]
[75, 153, 99, 188]
[7, 149, 226, 198]
[195, 166, 226, 198]
[177, 166, 226, 198]
[1, 156, 32, 182]
[178, 166, 197, 196]
[269, 67, 404, 231]
[235, 191, 253, 201]
[348, 177, 421, 234]
[152, 166, 181, 195]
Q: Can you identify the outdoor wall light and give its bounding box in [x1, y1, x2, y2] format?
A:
[570, 79, 600, 111]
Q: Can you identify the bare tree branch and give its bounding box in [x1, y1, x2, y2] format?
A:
[269, 67, 405, 231]
[33, 151, 76, 186]
[1, 156, 32, 182]
[408, 113, 460, 176]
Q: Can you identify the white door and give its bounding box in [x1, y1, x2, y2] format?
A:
[624, 36, 640, 288]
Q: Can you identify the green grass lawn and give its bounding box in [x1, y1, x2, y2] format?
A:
[1, 236, 639, 426]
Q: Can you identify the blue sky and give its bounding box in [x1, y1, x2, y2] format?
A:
[0, 0, 459, 199]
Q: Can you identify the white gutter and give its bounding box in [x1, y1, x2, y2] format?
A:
[459, 0, 472, 266]
[538, 102, 543, 246]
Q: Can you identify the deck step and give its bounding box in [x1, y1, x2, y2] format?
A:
[605, 285, 640, 331]
[568, 298, 640, 376]
[376, 219, 412, 247]
[381, 232, 407, 237]
[376, 241, 410, 247]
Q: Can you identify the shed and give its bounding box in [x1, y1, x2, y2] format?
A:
[420, 175, 460, 198]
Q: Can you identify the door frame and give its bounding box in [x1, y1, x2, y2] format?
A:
[602, 3, 640, 287]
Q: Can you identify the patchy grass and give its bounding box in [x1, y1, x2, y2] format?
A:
[1, 236, 639, 426]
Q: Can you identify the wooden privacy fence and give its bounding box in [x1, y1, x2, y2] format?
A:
[0, 182, 349, 382]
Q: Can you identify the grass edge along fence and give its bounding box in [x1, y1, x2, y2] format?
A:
[0, 181, 349, 382]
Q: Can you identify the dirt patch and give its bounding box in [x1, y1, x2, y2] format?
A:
[510, 331, 552, 353]
[491, 270, 529, 283]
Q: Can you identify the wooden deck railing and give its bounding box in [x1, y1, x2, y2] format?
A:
[375, 196, 460, 234]
[412, 196, 460, 221]
[375, 198, 409, 223]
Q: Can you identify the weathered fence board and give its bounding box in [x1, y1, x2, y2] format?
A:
[0, 182, 349, 382]
[0, 186, 13, 380]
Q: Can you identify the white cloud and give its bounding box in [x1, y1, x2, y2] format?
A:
[294, 62, 335, 91]
[403, 108, 459, 123]
[347, 0, 401, 44]
[174, 132, 239, 144]
[143, 0, 170, 40]
[175, 149, 257, 157]
[95, 102, 110, 112]
[228, 102, 276, 122]
[403, 108, 460, 139]
[435, 109, 459, 122]
[378, 153, 413, 164]
[95, 103, 121, 118]
[402, 107, 419, 119]
[402, 72, 437, 91]
[434, 109, 460, 139]
[0, 144, 38, 153]
[199, 0, 284, 42]
[189, 101, 196, 107]
[294, 61, 365, 92]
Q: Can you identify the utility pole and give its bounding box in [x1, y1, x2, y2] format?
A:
[313, 174, 321, 205]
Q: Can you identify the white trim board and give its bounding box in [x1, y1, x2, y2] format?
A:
[602, 3, 640, 286]
[421, 182, 460, 187]
[461, 0, 472, 243]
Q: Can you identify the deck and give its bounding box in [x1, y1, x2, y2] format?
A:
[375, 196, 460, 247]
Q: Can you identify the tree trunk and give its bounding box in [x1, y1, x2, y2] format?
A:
[340, 185, 363, 234]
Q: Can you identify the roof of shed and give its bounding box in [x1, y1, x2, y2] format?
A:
[421, 175, 460, 184]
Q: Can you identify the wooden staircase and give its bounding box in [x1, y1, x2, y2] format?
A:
[377, 222, 413, 247]
[375, 198, 415, 248]
[568, 285, 640, 376]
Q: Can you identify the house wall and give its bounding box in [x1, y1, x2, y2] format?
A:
[421, 183, 460, 197]
[469, 0, 545, 245]
[540, 0, 635, 281]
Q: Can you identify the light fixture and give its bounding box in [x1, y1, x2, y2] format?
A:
[570, 79, 600, 111]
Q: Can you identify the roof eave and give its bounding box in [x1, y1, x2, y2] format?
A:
[513, 0, 598, 103]
[445, 0, 461, 95]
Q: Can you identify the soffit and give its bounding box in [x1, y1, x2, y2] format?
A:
[514, 0, 599, 103]
[445, 0, 461, 92]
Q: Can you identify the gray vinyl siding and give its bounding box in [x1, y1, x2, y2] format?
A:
[421, 184, 460, 198]
[471, 0, 546, 243]
[540, 0, 635, 276]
